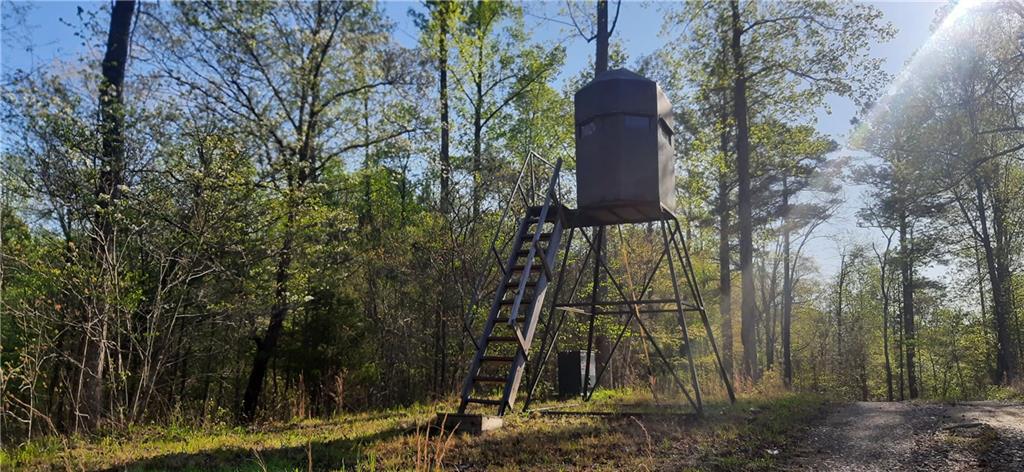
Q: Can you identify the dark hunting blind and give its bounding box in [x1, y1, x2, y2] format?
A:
[444, 67, 734, 431]
[574, 68, 675, 224]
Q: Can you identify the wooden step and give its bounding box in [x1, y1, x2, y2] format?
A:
[495, 316, 525, 323]
[481, 355, 515, 363]
[515, 249, 546, 258]
[509, 262, 553, 274]
[505, 280, 538, 289]
[499, 298, 533, 306]
[487, 336, 517, 343]
[473, 375, 506, 383]
[522, 232, 552, 242]
[465, 398, 502, 406]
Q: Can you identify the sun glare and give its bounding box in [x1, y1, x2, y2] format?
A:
[858, 0, 985, 133]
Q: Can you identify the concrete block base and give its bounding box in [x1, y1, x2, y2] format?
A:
[433, 413, 503, 435]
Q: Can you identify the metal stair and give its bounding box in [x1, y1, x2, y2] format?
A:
[458, 160, 564, 416]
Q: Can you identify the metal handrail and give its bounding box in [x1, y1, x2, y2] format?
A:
[487, 152, 563, 276]
[508, 157, 562, 326]
[460, 152, 565, 350]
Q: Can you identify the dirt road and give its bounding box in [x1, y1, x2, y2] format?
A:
[787, 401, 1024, 471]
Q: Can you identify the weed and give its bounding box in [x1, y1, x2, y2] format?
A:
[413, 414, 457, 471]
[629, 416, 654, 471]
[252, 447, 268, 472]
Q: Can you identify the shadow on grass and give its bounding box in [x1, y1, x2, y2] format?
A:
[254, 409, 428, 435]
[442, 397, 809, 470]
[101, 418, 621, 471]
[101, 427, 400, 472]
[91, 395, 822, 471]
[445, 415, 696, 470]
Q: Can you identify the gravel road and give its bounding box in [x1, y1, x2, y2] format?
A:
[786, 401, 1024, 471]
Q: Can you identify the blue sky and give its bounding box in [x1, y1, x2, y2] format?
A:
[2, 0, 947, 279]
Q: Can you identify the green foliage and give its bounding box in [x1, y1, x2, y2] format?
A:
[2, 2, 1022, 460]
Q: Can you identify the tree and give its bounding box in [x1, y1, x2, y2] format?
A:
[854, 80, 944, 400]
[854, 2, 1024, 393]
[728, 0, 891, 381]
[149, 0, 417, 420]
[412, 1, 463, 215]
[661, 11, 737, 377]
[860, 199, 899, 401]
[768, 124, 839, 385]
[748, 121, 838, 376]
[925, 4, 1024, 384]
[84, 0, 136, 429]
[450, 1, 563, 217]
[671, 0, 891, 381]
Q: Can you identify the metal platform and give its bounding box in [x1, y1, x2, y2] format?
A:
[564, 204, 677, 228]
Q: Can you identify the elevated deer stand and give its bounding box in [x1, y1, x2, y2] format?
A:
[438, 69, 734, 434]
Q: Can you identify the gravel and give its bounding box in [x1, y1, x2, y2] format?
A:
[784, 401, 1024, 471]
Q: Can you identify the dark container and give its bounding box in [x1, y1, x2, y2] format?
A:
[574, 68, 675, 225]
[557, 350, 596, 398]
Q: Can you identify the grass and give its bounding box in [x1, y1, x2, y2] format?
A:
[984, 384, 1024, 402]
[2, 390, 829, 471]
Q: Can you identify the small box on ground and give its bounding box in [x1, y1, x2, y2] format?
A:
[557, 350, 596, 399]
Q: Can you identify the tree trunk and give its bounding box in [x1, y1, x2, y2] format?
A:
[589, 0, 611, 388]
[879, 251, 894, 401]
[899, 211, 918, 399]
[990, 178, 1018, 382]
[242, 210, 295, 421]
[897, 297, 905, 401]
[596, 0, 608, 74]
[87, 0, 136, 430]
[433, 3, 454, 396]
[974, 176, 1017, 384]
[974, 241, 994, 375]
[860, 362, 869, 401]
[781, 178, 793, 387]
[765, 303, 776, 370]
[718, 148, 733, 378]
[882, 297, 894, 401]
[836, 252, 847, 365]
[470, 1, 485, 219]
[471, 91, 482, 217]
[729, 0, 758, 382]
[96, 0, 134, 246]
[438, 9, 451, 215]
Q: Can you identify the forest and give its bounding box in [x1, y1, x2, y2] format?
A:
[1, 0, 1023, 470]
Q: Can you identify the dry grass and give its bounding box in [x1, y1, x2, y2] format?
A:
[2, 390, 828, 471]
[413, 414, 457, 471]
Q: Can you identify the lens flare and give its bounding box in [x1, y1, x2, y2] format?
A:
[854, 0, 986, 141]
